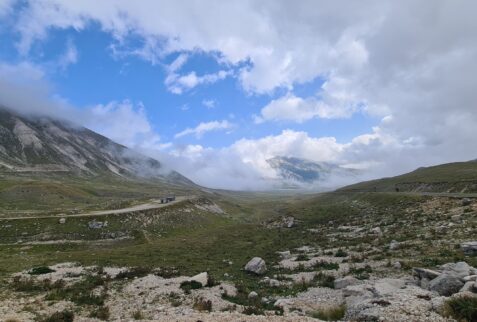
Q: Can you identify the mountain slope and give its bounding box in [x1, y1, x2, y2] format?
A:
[338, 160, 477, 193]
[267, 156, 359, 188]
[0, 107, 193, 186]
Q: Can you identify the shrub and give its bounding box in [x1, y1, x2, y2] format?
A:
[180, 280, 203, 294]
[310, 305, 346, 321]
[40, 310, 74, 322]
[29, 266, 55, 275]
[314, 272, 335, 288]
[89, 306, 110, 320]
[193, 297, 212, 312]
[335, 249, 348, 257]
[295, 254, 310, 261]
[444, 295, 477, 322]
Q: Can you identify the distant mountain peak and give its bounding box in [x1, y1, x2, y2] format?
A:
[0, 107, 194, 186]
[266, 156, 359, 189]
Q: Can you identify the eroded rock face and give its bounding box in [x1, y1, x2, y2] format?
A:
[244, 257, 267, 275]
[429, 274, 464, 296]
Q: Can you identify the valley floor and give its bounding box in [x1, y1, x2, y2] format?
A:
[1, 192, 477, 321]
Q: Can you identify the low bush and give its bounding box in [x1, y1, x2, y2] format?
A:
[310, 305, 346, 321]
[29, 266, 56, 275]
[180, 280, 203, 294]
[40, 310, 74, 322]
[444, 295, 477, 322]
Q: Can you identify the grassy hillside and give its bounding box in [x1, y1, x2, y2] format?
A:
[0, 173, 199, 215]
[339, 160, 477, 193]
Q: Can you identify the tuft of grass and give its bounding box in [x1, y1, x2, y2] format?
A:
[444, 295, 477, 322]
[89, 306, 110, 320]
[295, 254, 310, 261]
[40, 310, 74, 322]
[243, 305, 265, 316]
[193, 297, 212, 312]
[309, 305, 346, 321]
[132, 310, 145, 320]
[335, 249, 348, 257]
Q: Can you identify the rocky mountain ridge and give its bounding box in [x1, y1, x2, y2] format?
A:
[0, 107, 193, 186]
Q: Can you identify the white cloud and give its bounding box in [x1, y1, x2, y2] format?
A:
[58, 39, 78, 70]
[166, 69, 231, 94]
[202, 99, 216, 109]
[175, 120, 234, 139]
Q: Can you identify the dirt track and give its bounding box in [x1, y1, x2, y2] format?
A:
[0, 196, 190, 220]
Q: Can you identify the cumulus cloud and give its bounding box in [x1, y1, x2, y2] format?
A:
[175, 120, 234, 139]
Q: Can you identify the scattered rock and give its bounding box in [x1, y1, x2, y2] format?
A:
[462, 198, 472, 206]
[244, 257, 267, 275]
[58, 218, 66, 224]
[334, 276, 359, 289]
[413, 267, 440, 280]
[283, 216, 295, 228]
[88, 220, 105, 229]
[277, 250, 292, 259]
[393, 261, 402, 269]
[370, 227, 383, 236]
[461, 241, 477, 256]
[389, 240, 400, 250]
[429, 274, 464, 296]
[459, 281, 476, 293]
[248, 291, 259, 300]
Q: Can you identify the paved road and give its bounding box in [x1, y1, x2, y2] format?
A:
[0, 196, 190, 220]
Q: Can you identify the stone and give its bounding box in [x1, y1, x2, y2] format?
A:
[283, 216, 295, 228]
[461, 241, 477, 256]
[58, 218, 66, 224]
[370, 227, 383, 236]
[440, 262, 477, 280]
[460, 281, 476, 293]
[189, 272, 208, 287]
[277, 250, 292, 259]
[429, 274, 464, 296]
[389, 240, 400, 250]
[462, 198, 472, 206]
[372, 278, 406, 297]
[244, 257, 267, 275]
[88, 220, 104, 229]
[464, 275, 477, 282]
[413, 267, 441, 280]
[334, 276, 359, 289]
[393, 261, 402, 269]
[248, 291, 259, 300]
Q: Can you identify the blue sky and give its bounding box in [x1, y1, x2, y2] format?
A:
[0, 1, 475, 189]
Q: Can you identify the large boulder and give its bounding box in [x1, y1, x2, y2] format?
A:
[440, 262, 477, 280]
[189, 272, 209, 287]
[429, 274, 464, 296]
[461, 241, 477, 256]
[244, 257, 267, 275]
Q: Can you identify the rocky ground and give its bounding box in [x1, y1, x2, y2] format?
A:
[1, 195, 477, 321]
